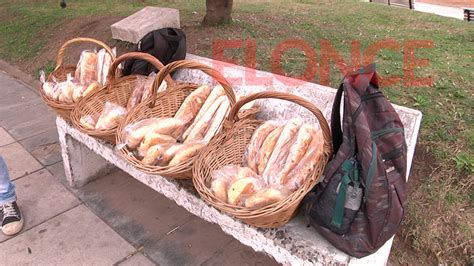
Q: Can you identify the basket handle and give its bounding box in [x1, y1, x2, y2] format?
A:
[227, 91, 332, 152]
[150, 60, 237, 107]
[107, 52, 174, 93]
[54, 37, 115, 71]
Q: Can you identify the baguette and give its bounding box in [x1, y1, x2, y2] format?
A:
[257, 126, 284, 174]
[284, 130, 324, 190]
[246, 121, 279, 173]
[262, 118, 303, 184]
[174, 85, 211, 122]
[160, 144, 183, 165]
[279, 124, 316, 185]
[185, 96, 226, 142]
[168, 142, 205, 166]
[203, 98, 230, 143]
[182, 85, 225, 140]
[82, 82, 101, 98]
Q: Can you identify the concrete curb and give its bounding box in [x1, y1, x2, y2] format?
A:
[0, 59, 41, 95]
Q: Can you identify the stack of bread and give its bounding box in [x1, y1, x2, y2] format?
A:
[79, 102, 127, 130]
[126, 72, 168, 111]
[120, 84, 252, 167]
[40, 47, 116, 103]
[209, 118, 324, 208]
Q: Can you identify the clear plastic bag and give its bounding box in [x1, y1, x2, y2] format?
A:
[256, 125, 284, 174]
[168, 141, 205, 166]
[244, 187, 291, 208]
[101, 47, 115, 85]
[141, 72, 160, 102]
[40, 70, 58, 99]
[126, 76, 148, 110]
[95, 102, 127, 130]
[174, 85, 211, 122]
[185, 95, 226, 143]
[283, 130, 324, 191]
[57, 74, 76, 103]
[203, 98, 230, 143]
[227, 177, 264, 206]
[246, 120, 280, 173]
[82, 82, 101, 98]
[141, 142, 178, 166]
[96, 48, 105, 85]
[74, 50, 98, 85]
[72, 83, 87, 102]
[262, 118, 303, 185]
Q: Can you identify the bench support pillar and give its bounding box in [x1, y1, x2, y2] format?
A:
[58, 121, 116, 188]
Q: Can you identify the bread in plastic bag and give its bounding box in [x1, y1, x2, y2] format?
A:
[168, 141, 205, 166]
[257, 125, 284, 174]
[174, 85, 211, 123]
[75, 50, 98, 85]
[82, 82, 101, 98]
[185, 95, 226, 143]
[95, 102, 127, 130]
[244, 187, 291, 208]
[246, 121, 279, 173]
[227, 177, 263, 206]
[126, 76, 148, 110]
[96, 48, 105, 85]
[141, 72, 163, 102]
[203, 98, 230, 143]
[262, 118, 303, 185]
[283, 130, 324, 191]
[137, 132, 176, 157]
[79, 114, 98, 129]
[57, 74, 76, 103]
[141, 142, 180, 166]
[182, 85, 225, 140]
[101, 47, 115, 85]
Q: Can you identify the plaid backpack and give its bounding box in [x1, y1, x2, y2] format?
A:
[303, 64, 408, 258]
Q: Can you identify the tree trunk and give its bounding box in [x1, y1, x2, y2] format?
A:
[202, 0, 233, 26]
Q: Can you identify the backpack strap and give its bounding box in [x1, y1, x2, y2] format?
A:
[331, 83, 344, 153]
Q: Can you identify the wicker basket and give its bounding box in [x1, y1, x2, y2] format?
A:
[192, 91, 332, 228]
[70, 52, 174, 143]
[39, 37, 115, 122]
[116, 60, 238, 179]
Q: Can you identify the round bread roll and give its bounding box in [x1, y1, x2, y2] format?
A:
[227, 177, 261, 206]
[211, 177, 230, 202]
[244, 188, 289, 208]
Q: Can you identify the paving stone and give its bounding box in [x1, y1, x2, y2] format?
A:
[149, 217, 236, 265]
[202, 239, 280, 266]
[111, 7, 180, 43]
[0, 205, 136, 265]
[0, 169, 80, 242]
[118, 252, 155, 266]
[0, 127, 15, 146]
[6, 115, 56, 141]
[0, 142, 42, 180]
[19, 129, 61, 166]
[74, 170, 193, 249]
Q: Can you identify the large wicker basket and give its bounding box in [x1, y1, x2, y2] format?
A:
[192, 91, 332, 228]
[116, 60, 238, 179]
[71, 52, 174, 143]
[39, 37, 115, 122]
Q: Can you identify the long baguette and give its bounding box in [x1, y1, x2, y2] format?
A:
[182, 85, 224, 140]
[174, 85, 211, 122]
[185, 96, 226, 142]
[202, 98, 230, 143]
[246, 121, 279, 173]
[168, 142, 205, 166]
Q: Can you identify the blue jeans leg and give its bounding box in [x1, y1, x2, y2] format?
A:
[0, 156, 16, 205]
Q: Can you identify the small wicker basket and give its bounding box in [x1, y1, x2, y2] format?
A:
[70, 52, 174, 143]
[39, 37, 115, 122]
[192, 91, 332, 228]
[116, 60, 238, 179]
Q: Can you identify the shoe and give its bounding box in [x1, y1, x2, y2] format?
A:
[1, 202, 24, 236]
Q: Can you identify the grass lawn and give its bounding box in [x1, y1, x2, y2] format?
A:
[0, 0, 472, 263]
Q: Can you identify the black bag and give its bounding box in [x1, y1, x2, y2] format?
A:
[303, 64, 408, 258]
[122, 28, 186, 76]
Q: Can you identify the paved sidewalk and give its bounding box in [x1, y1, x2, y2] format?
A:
[0, 69, 278, 265]
[415, 2, 465, 20]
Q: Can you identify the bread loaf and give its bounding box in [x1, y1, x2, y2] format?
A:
[82, 82, 101, 98]
[279, 124, 315, 185]
[246, 121, 279, 173]
[95, 102, 127, 130]
[244, 188, 289, 208]
[185, 96, 226, 142]
[284, 130, 324, 190]
[42, 82, 56, 99]
[75, 51, 98, 85]
[262, 118, 302, 184]
[72, 84, 86, 102]
[168, 142, 205, 166]
[137, 132, 176, 157]
[57, 80, 75, 103]
[160, 144, 183, 165]
[126, 77, 147, 110]
[182, 85, 225, 140]
[174, 85, 211, 122]
[142, 144, 166, 166]
[101, 50, 113, 85]
[227, 177, 261, 206]
[79, 115, 97, 129]
[211, 177, 230, 202]
[257, 126, 284, 174]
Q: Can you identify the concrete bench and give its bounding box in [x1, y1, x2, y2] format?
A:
[57, 54, 422, 265]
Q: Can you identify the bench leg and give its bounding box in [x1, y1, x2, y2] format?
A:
[58, 130, 117, 188]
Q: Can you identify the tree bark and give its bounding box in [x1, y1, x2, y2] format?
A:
[202, 0, 233, 26]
